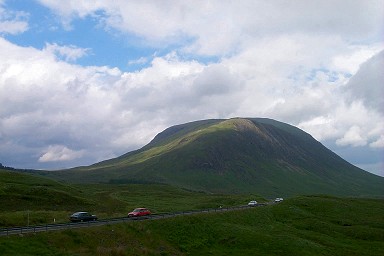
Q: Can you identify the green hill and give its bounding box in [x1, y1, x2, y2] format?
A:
[36, 118, 384, 197]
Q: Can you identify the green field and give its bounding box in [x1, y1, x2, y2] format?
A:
[0, 196, 383, 256]
[1, 168, 383, 255]
[0, 169, 260, 227]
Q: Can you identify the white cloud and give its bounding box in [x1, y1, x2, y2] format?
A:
[331, 45, 383, 74]
[298, 117, 338, 141]
[44, 43, 90, 62]
[35, 0, 384, 56]
[0, 3, 28, 34]
[39, 145, 84, 162]
[370, 135, 384, 148]
[344, 50, 384, 113]
[298, 99, 383, 148]
[128, 57, 149, 66]
[0, 20, 28, 34]
[336, 125, 367, 147]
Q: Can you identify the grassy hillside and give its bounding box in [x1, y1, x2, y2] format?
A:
[0, 168, 90, 211]
[36, 118, 384, 197]
[0, 168, 260, 227]
[0, 168, 94, 227]
[1, 196, 383, 256]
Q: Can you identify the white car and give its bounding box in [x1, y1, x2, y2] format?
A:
[275, 198, 284, 203]
[248, 200, 258, 206]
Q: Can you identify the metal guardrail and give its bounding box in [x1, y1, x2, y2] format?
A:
[0, 204, 267, 236]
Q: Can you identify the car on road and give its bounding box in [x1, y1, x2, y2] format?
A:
[248, 200, 258, 206]
[128, 208, 151, 217]
[275, 198, 284, 203]
[70, 212, 98, 222]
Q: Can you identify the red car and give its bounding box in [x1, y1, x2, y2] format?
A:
[128, 208, 151, 217]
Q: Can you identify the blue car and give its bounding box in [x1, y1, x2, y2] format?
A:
[70, 211, 97, 222]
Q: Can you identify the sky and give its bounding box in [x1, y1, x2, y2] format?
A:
[0, 0, 383, 176]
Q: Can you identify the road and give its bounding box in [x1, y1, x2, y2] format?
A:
[0, 204, 268, 236]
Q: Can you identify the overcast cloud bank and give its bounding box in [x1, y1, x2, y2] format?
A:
[0, 0, 383, 176]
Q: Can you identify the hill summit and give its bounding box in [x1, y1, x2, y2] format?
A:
[44, 118, 383, 197]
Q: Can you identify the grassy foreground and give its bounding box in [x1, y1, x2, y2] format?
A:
[0, 195, 383, 256]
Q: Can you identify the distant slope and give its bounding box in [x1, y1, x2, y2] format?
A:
[0, 168, 90, 212]
[37, 118, 384, 197]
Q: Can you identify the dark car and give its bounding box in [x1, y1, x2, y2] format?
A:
[70, 212, 98, 222]
[128, 208, 151, 217]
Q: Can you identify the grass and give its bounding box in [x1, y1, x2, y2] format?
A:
[0, 169, 92, 227]
[0, 169, 262, 227]
[148, 196, 384, 255]
[1, 168, 383, 255]
[0, 195, 383, 256]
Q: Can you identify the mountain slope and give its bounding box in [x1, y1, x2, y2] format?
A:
[39, 118, 384, 197]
